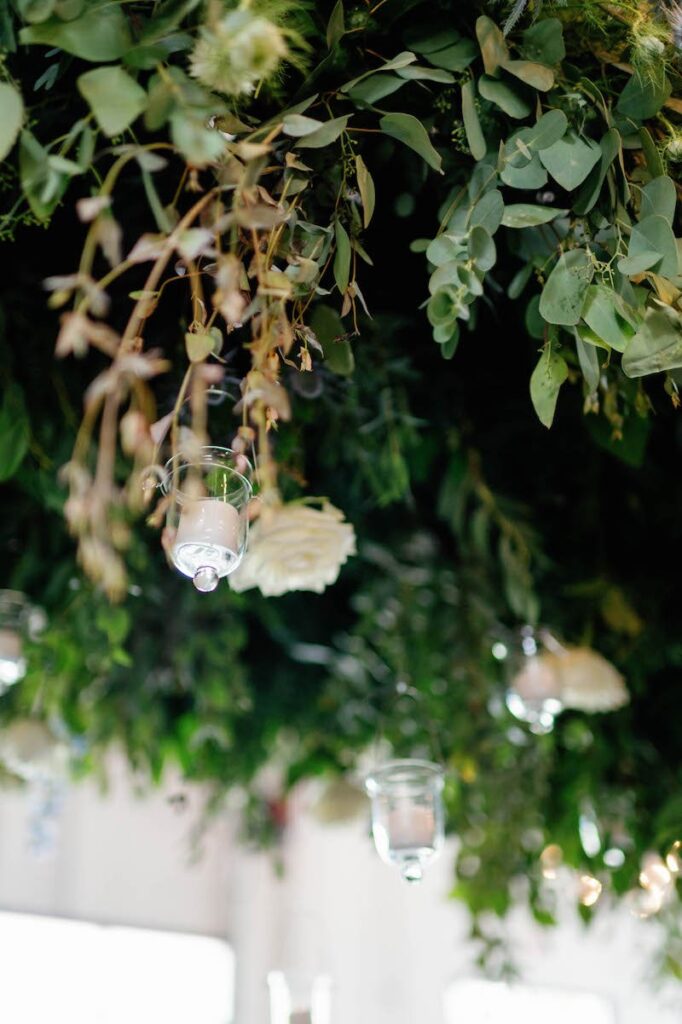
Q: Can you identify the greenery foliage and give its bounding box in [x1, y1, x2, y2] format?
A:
[1, 0, 682, 975]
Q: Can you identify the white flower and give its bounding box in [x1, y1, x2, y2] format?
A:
[0, 719, 68, 782]
[230, 501, 356, 596]
[190, 10, 288, 97]
[555, 647, 629, 712]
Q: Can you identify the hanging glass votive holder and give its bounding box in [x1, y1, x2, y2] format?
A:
[505, 625, 564, 735]
[267, 971, 333, 1024]
[0, 590, 29, 693]
[365, 759, 445, 884]
[162, 446, 252, 592]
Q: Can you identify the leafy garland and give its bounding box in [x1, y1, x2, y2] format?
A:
[1, 0, 682, 977]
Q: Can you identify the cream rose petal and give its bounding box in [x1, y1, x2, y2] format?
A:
[557, 647, 629, 712]
[230, 502, 356, 597]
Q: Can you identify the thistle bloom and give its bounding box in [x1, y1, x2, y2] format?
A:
[190, 9, 288, 97]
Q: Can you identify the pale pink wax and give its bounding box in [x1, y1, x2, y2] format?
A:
[0, 629, 21, 661]
[290, 1012, 313, 1024]
[512, 656, 560, 701]
[388, 804, 435, 849]
[174, 498, 240, 555]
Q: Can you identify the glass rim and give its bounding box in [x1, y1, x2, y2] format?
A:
[364, 758, 445, 794]
[161, 445, 253, 498]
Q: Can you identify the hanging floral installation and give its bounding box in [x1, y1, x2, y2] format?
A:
[1, 0, 682, 978]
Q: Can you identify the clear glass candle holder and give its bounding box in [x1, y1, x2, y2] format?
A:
[505, 625, 563, 735]
[162, 446, 252, 592]
[0, 590, 29, 692]
[365, 759, 445, 883]
[267, 971, 333, 1024]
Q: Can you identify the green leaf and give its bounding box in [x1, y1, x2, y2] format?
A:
[521, 18, 565, 65]
[617, 71, 671, 121]
[379, 112, 442, 173]
[530, 345, 568, 428]
[309, 304, 354, 375]
[77, 66, 146, 138]
[525, 294, 545, 339]
[617, 250, 661, 275]
[640, 176, 676, 225]
[576, 334, 600, 393]
[468, 225, 496, 271]
[504, 60, 554, 92]
[501, 204, 567, 227]
[573, 128, 620, 215]
[185, 332, 216, 363]
[505, 110, 568, 168]
[441, 324, 460, 359]
[0, 384, 30, 482]
[403, 27, 460, 54]
[478, 74, 531, 119]
[341, 52, 416, 93]
[19, 2, 131, 60]
[334, 220, 351, 293]
[426, 39, 477, 71]
[539, 249, 594, 326]
[622, 307, 682, 377]
[508, 263, 533, 299]
[19, 129, 67, 219]
[170, 112, 226, 166]
[282, 114, 324, 137]
[581, 284, 636, 352]
[355, 154, 375, 228]
[297, 115, 350, 149]
[326, 0, 344, 49]
[396, 65, 455, 83]
[461, 80, 486, 161]
[475, 16, 509, 75]
[538, 132, 601, 190]
[627, 214, 679, 278]
[639, 126, 664, 178]
[500, 153, 547, 189]
[15, 0, 55, 23]
[348, 74, 406, 104]
[470, 189, 504, 235]
[0, 83, 24, 163]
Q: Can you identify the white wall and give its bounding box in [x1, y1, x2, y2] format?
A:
[0, 752, 681, 1024]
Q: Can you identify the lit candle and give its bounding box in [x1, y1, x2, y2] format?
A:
[173, 498, 240, 559]
[290, 1012, 312, 1024]
[388, 803, 435, 849]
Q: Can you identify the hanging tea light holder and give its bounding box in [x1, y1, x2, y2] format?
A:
[161, 446, 252, 592]
[505, 625, 564, 734]
[0, 590, 36, 693]
[267, 971, 333, 1024]
[365, 759, 445, 884]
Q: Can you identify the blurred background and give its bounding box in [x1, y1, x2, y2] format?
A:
[1, 754, 681, 1024]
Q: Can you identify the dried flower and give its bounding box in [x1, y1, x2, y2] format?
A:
[190, 9, 288, 97]
[229, 500, 356, 596]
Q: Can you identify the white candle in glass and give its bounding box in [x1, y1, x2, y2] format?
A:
[512, 655, 560, 701]
[174, 499, 239, 559]
[290, 1012, 313, 1024]
[387, 803, 435, 850]
[0, 628, 25, 687]
[0, 628, 21, 662]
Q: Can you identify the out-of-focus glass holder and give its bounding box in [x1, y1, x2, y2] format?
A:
[0, 590, 29, 692]
[267, 971, 333, 1024]
[162, 446, 252, 592]
[365, 759, 445, 884]
[505, 625, 563, 734]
